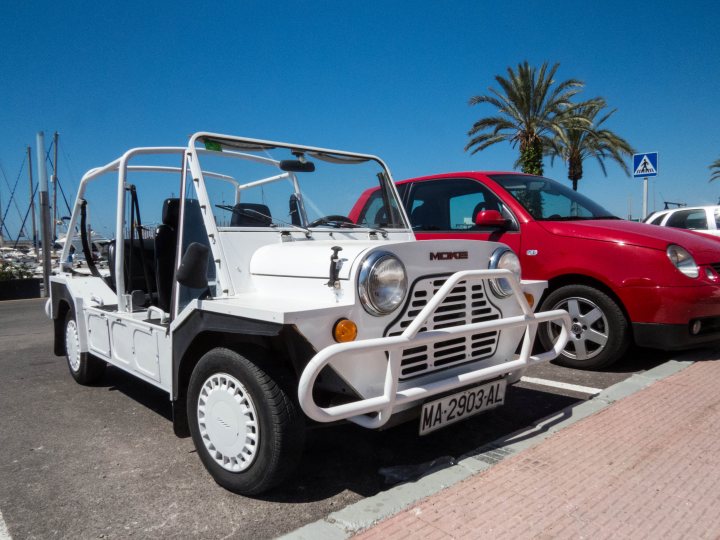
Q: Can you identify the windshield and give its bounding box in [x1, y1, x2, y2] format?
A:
[490, 174, 616, 221]
[190, 137, 407, 231]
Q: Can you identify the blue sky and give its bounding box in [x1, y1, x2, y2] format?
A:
[1, 0, 719, 239]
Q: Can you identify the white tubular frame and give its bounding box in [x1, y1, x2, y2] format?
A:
[298, 269, 572, 429]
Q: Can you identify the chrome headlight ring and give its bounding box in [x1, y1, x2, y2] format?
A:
[357, 251, 408, 316]
[488, 247, 521, 297]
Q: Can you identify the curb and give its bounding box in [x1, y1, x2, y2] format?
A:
[279, 359, 694, 540]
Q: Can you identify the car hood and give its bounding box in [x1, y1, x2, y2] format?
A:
[538, 219, 720, 264]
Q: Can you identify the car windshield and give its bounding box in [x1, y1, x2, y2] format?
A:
[490, 174, 617, 221]
[191, 137, 407, 230]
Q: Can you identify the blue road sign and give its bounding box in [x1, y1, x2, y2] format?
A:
[633, 152, 658, 178]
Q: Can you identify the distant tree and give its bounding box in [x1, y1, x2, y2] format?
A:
[710, 158, 720, 182]
[546, 99, 634, 191]
[465, 61, 586, 175]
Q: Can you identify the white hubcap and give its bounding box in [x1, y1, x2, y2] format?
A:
[65, 319, 81, 372]
[197, 373, 260, 472]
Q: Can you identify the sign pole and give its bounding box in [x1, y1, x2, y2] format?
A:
[642, 177, 648, 219]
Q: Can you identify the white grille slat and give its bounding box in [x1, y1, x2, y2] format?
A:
[385, 276, 501, 380]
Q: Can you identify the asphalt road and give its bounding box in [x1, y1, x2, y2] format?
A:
[0, 298, 684, 539]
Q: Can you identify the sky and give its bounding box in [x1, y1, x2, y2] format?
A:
[1, 0, 719, 240]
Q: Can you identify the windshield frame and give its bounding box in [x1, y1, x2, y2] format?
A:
[489, 174, 617, 221]
[186, 132, 411, 232]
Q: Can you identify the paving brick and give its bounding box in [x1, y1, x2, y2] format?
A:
[355, 361, 720, 539]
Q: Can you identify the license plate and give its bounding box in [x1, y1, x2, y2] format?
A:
[419, 379, 507, 435]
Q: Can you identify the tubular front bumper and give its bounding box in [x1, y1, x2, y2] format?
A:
[298, 269, 571, 429]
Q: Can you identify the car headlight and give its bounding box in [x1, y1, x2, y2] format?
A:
[488, 247, 521, 297]
[358, 251, 408, 316]
[667, 244, 699, 278]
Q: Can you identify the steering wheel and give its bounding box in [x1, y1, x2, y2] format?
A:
[308, 215, 354, 228]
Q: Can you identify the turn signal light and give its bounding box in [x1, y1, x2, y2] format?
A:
[333, 319, 358, 343]
[524, 293, 535, 309]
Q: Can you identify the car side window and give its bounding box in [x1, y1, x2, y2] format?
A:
[666, 209, 708, 230]
[407, 178, 516, 232]
[648, 213, 666, 225]
[714, 209, 720, 229]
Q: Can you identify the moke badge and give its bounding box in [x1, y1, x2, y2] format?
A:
[430, 251, 468, 261]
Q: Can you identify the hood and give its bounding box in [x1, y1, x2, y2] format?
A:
[250, 240, 386, 279]
[539, 219, 720, 263]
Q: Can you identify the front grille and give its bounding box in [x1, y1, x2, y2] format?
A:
[710, 263, 720, 274]
[386, 276, 501, 381]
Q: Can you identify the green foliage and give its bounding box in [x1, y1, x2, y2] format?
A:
[465, 61, 586, 174]
[0, 260, 34, 281]
[465, 61, 634, 189]
[521, 142, 544, 175]
[710, 158, 720, 182]
[546, 99, 635, 191]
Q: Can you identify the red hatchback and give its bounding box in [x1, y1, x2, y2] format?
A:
[351, 172, 720, 369]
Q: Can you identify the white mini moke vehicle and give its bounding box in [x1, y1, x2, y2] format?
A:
[47, 132, 570, 495]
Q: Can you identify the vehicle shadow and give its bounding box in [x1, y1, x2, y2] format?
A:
[88, 345, 720, 504]
[257, 385, 582, 503]
[98, 365, 174, 422]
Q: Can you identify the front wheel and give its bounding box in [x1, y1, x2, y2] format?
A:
[539, 284, 629, 370]
[187, 348, 305, 495]
[64, 309, 105, 384]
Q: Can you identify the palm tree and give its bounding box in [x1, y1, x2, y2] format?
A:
[710, 158, 720, 182]
[546, 99, 634, 191]
[465, 61, 586, 175]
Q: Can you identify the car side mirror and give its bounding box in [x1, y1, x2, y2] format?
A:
[176, 242, 210, 289]
[474, 210, 509, 229]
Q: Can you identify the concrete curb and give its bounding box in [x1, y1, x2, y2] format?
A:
[279, 359, 694, 540]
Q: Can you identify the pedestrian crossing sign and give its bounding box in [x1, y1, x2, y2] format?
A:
[633, 152, 658, 177]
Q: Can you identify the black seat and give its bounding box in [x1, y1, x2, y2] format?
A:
[410, 201, 444, 230]
[155, 198, 180, 312]
[108, 238, 156, 303]
[231, 203, 272, 226]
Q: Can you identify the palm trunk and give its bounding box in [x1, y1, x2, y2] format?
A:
[568, 156, 583, 191]
[520, 140, 544, 176]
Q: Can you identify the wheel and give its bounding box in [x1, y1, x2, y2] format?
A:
[539, 284, 629, 370]
[64, 309, 105, 384]
[187, 347, 305, 495]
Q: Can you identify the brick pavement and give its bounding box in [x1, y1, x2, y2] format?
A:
[355, 360, 720, 539]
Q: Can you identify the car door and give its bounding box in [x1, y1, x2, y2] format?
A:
[405, 177, 522, 255]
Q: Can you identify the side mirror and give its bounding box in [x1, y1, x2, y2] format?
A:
[474, 210, 509, 229]
[176, 242, 210, 289]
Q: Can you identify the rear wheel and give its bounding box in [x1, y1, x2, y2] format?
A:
[539, 284, 629, 370]
[64, 309, 105, 384]
[187, 347, 305, 495]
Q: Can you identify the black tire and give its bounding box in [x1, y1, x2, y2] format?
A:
[64, 309, 105, 384]
[539, 284, 629, 370]
[187, 347, 305, 495]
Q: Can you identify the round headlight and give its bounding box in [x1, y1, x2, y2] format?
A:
[358, 252, 408, 316]
[488, 247, 521, 297]
[667, 244, 698, 278]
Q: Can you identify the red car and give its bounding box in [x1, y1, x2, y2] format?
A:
[351, 172, 720, 369]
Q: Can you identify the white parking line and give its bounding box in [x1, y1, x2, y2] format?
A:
[0, 509, 10, 540]
[520, 376, 602, 396]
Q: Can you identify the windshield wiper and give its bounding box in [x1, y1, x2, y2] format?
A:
[312, 218, 388, 237]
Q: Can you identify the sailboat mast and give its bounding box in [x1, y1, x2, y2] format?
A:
[52, 131, 59, 254]
[27, 145, 38, 259]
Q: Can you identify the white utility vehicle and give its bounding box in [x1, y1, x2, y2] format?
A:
[47, 132, 570, 495]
